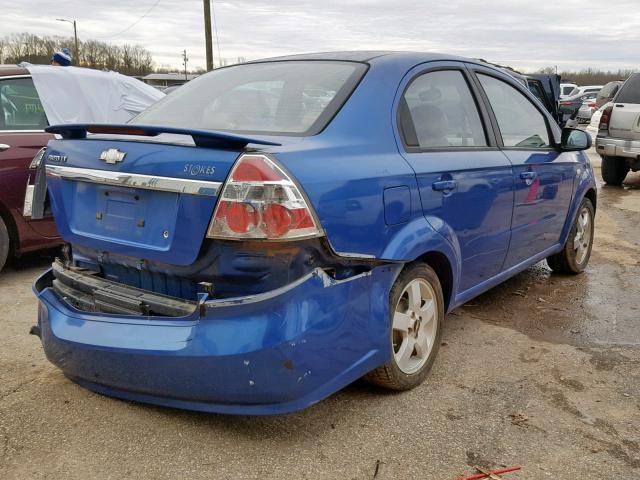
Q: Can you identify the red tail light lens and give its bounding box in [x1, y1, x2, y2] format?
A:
[588, 102, 596, 108]
[207, 154, 322, 240]
[599, 105, 613, 130]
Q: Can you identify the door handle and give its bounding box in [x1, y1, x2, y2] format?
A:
[0, 144, 10, 152]
[520, 171, 537, 186]
[432, 180, 457, 192]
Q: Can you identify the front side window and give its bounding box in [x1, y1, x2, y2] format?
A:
[401, 70, 487, 148]
[134, 61, 367, 136]
[478, 74, 550, 149]
[0, 77, 47, 130]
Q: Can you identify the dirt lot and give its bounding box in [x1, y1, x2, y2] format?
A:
[1, 151, 639, 480]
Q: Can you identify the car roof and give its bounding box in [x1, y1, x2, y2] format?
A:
[0, 65, 29, 76]
[249, 50, 491, 68]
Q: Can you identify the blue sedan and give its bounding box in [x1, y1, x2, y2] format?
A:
[34, 52, 596, 414]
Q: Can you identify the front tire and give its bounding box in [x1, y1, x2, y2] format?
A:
[0, 217, 9, 273]
[601, 156, 629, 185]
[365, 263, 444, 390]
[547, 198, 594, 274]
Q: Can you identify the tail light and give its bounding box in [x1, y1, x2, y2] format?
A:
[559, 101, 572, 106]
[207, 153, 322, 240]
[587, 102, 596, 108]
[599, 105, 613, 130]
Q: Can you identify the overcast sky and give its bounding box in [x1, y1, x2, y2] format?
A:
[2, 0, 639, 72]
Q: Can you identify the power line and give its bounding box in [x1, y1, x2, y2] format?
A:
[96, 0, 162, 39]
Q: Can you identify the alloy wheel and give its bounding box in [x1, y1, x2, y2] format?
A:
[392, 278, 438, 374]
[573, 207, 592, 265]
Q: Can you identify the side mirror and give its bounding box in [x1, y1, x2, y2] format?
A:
[561, 128, 591, 151]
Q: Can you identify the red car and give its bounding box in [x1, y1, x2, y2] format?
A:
[0, 66, 59, 271]
[0, 64, 164, 271]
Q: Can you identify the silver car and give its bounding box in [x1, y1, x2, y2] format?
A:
[595, 73, 640, 185]
[576, 98, 597, 123]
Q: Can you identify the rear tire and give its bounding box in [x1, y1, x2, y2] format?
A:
[601, 156, 629, 185]
[0, 217, 9, 273]
[547, 198, 594, 274]
[365, 263, 444, 390]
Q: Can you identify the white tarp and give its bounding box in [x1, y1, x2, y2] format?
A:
[21, 64, 164, 125]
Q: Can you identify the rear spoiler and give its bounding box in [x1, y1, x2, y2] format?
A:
[45, 123, 281, 149]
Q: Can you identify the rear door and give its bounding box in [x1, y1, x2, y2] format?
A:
[608, 74, 640, 140]
[396, 62, 514, 292]
[471, 67, 576, 269]
[0, 75, 56, 238]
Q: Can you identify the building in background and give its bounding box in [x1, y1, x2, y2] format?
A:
[142, 72, 199, 88]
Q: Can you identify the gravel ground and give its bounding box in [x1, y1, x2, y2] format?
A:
[1, 150, 638, 480]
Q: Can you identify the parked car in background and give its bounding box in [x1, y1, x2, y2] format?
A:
[595, 80, 623, 109]
[596, 73, 640, 185]
[572, 85, 603, 97]
[32, 52, 596, 414]
[559, 91, 598, 124]
[576, 97, 598, 123]
[0, 66, 56, 272]
[0, 64, 163, 272]
[560, 82, 578, 98]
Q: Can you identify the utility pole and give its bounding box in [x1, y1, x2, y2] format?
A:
[182, 49, 189, 81]
[203, 0, 214, 71]
[56, 18, 79, 62]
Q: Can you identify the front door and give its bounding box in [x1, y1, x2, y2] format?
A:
[472, 69, 576, 269]
[396, 65, 514, 292]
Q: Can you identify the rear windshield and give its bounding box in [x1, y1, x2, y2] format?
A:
[616, 74, 640, 104]
[133, 61, 367, 136]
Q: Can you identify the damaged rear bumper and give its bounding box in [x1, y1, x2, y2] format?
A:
[33, 265, 398, 414]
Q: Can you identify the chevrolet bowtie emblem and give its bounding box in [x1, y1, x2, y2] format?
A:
[100, 148, 126, 164]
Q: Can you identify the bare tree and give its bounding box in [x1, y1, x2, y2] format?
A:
[1, 32, 156, 76]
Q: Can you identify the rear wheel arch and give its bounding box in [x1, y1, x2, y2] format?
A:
[413, 250, 454, 312]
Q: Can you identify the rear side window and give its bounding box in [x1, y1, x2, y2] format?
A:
[134, 61, 367, 136]
[478, 74, 550, 149]
[616, 74, 640, 104]
[401, 70, 487, 148]
[0, 77, 47, 130]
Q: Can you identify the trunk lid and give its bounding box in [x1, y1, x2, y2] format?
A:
[45, 134, 254, 265]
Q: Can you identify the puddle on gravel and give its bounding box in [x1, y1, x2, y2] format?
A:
[454, 176, 640, 348]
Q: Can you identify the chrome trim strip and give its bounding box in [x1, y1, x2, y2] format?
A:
[45, 165, 222, 197]
[0, 130, 47, 134]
